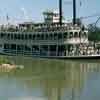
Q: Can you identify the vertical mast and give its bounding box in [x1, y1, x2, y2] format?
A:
[59, 0, 62, 25]
[73, 0, 76, 25]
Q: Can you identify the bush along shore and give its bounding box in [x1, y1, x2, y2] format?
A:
[0, 56, 24, 72]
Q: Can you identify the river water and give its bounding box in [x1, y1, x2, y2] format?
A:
[0, 56, 100, 100]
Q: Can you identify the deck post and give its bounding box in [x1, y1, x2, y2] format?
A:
[48, 45, 50, 56]
[56, 45, 58, 56]
[16, 45, 18, 55]
[31, 45, 33, 56]
[39, 44, 41, 56]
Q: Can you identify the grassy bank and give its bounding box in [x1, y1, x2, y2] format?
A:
[0, 56, 11, 64]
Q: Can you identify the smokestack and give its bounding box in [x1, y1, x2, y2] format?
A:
[73, 0, 76, 25]
[59, 0, 62, 25]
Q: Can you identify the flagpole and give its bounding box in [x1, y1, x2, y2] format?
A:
[6, 14, 10, 25]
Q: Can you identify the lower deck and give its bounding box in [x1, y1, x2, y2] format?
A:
[1, 43, 100, 58]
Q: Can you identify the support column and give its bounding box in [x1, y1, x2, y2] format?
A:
[73, 32, 74, 40]
[31, 45, 33, 56]
[39, 44, 41, 56]
[65, 45, 68, 56]
[67, 32, 69, 39]
[16, 44, 18, 55]
[15, 44, 17, 55]
[9, 44, 11, 53]
[48, 45, 50, 57]
[78, 32, 79, 38]
[56, 45, 58, 56]
[62, 32, 64, 41]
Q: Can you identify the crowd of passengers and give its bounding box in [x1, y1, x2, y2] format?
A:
[0, 23, 81, 32]
[34, 26, 80, 32]
[66, 45, 100, 56]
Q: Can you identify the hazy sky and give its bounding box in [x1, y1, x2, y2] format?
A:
[0, 0, 100, 25]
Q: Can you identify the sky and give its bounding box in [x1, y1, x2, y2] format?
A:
[0, 0, 100, 25]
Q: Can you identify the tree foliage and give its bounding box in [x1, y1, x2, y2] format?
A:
[88, 24, 100, 41]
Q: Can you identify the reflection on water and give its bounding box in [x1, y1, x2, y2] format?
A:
[0, 56, 100, 100]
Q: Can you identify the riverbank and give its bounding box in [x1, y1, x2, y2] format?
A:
[0, 56, 24, 72]
[0, 56, 11, 64]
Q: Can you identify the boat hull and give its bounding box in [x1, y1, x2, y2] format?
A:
[0, 52, 100, 60]
[44, 55, 100, 59]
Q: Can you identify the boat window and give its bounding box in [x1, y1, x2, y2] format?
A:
[15, 34, 19, 39]
[37, 34, 40, 40]
[21, 34, 24, 40]
[49, 33, 53, 40]
[54, 33, 57, 40]
[74, 32, 78, 37]
[82, 32, 87, 38]
[32, 34, 35, 40]
[17, 45, 23, 51]
[11, 44, 16, 50]
[64, 32, 67, 38]
[4, 44, 10, 49]
[29, 34, 32, 40]
[0, 44, 2, 47]
[16, 34, 19, 39]
[45, 34, 48, 40]
[0, 33, 5, 38]
[25, 45, 31, 51]
[79, 31, 81, 37]
[84, 32, 87, 36]
[25, 34, 28, 40]
[58, 33, 62, 39]
[11, 34, 13, 39]
[18, 34, 20, 40]
[17, 45, 21, 51]
[7, 34, 10, 38]
[41, 34, 44, 40]
[14, 34, 16, 39]
[69, 32, 73, 38]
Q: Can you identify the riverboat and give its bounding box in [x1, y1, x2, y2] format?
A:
[0, 0, 99, 59]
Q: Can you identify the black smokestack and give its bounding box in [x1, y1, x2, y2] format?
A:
[73, 0, 76, 25]
[59, 0, 62, 25]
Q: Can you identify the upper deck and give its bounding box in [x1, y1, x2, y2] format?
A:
[0, 22, 87, 33]
[0, 10, 87, 33]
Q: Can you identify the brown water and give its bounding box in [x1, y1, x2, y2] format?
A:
[0, 56, 100, 100]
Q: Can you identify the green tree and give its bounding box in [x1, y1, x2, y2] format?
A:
[88, 24, 100, 42]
